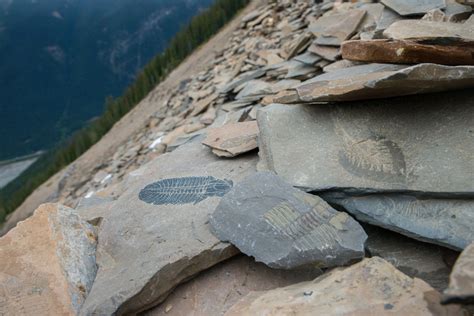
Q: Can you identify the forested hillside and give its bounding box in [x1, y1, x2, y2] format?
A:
[0, 0, 213, 160]
[0, 0, 249, 222]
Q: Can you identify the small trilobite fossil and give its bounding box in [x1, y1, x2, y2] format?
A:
[139, 176, 233, 205]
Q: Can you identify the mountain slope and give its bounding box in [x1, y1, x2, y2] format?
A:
[0, 0, 213, 160]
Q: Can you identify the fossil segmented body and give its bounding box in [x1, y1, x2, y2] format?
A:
[330, 106, 407, 184]
[139, 176, 233, 205]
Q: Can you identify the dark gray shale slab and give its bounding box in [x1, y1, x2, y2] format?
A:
[79, 137, 257, 315]
[210, 172, 367, 269]
[320, 192, 474, 251]
[257, 89, 474, 196]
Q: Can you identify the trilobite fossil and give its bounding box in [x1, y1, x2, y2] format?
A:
[139, 176, 233, 205]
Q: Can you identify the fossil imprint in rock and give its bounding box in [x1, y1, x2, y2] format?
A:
[139, 176, 234, 205]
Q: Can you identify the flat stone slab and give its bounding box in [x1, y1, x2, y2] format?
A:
[341, 39, 474, 65]
[79, 138, 258, 315]
[443, 242, 474, 304]
[210, 172, 367, 269]
[321, 192, 474, 250]
[225, 257, 465, 315]
[144, 255, 321, 316]
[202, 121, 259, 157]
[258, 90, 474, 195]
[384, 20, 474, 41]
[0, 203, 97, 315]
[381, 0, 446, 16]
[313, 9, 367, 46]
[273, 63, 474, 103]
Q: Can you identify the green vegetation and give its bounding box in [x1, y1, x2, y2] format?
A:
[0, 0, 249, 222]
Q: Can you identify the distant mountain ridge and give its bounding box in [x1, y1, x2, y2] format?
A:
[0, 0, 213, 160]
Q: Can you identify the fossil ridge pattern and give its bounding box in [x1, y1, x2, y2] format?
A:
[139, 176, 233, 206]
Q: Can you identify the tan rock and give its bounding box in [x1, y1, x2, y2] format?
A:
[0, 203, 97, 315]
[443, 242, 474, 304]
[202, 121, 259, 158]
[341, 39, 474, 65]
[225, 257, 466, 316]
[308, 44, 340, 61]
[200, 105, 216, 125]
[144, 255, 320, 316]
[190, 93, 218, 117]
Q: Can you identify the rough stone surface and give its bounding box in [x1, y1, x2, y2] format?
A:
[0, 203, 97, 315]
[79, 138, 257, 315]
[321, 192, 474, 250]
[384, 20, 474, 41]
[362, 225, 455, 292]
[313, 10, 367, 46]
[202, 121, 259, 157]
[443, 242, 474, 304]
[274, 63, 474, 103]
[381, 0, 446, 16]
[259, 90, 474, 195]
[341, 39, 474, 65]
[225, 257, 465, 316]
[144, 255, 322, 316]
[210, 172, 367, 269]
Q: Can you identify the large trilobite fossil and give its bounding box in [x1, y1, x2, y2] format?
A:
[139, 176, 233, 205]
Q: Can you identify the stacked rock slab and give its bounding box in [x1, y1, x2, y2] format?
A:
[258, 90, 474, 249]
[79, 138, 257, 315]
[225, 257, 465, 315]
[0, 203, 97, 315]
[210, 172, 367, 269]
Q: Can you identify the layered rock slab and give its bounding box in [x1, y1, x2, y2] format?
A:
[258, 90, 474, 195]
[341, 39, 474, 65]
[80, 138, 258, 315]
[210, 172, 367, 269]
[384, 20, 474, 41]
[144, 255, 321, 316]
[273, 63, 474, 103]
[0, 203, 97, 315]
[202, 121, 259, 158]
[381, 0, 446, 16]
[321, 192, 474, 250]
[443, 242, 474, 304]
[225, 257, 466, 316]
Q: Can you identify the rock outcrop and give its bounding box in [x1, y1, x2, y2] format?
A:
[0, 203, 97, 315]
[225, 257, 466, 316]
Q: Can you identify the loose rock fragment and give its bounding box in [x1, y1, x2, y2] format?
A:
[443, 242, 474, 304]
[225, 257, 465, 316]
[259, 90, 474, 194]
[309, 9, 366, 45]
[202, 121, 259, 157]
[381, 0, 446, 16]
[210, 172, 367, 269]
[341, 39, 474, 65]
[274, 63, 474, 103]
[0, 203, 97, 315]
